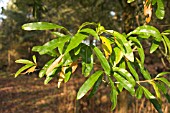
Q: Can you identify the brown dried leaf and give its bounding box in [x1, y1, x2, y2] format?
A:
[22, 66, 36, 74]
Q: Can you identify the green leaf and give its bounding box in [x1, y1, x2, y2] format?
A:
[39, 58, 55, 78]
[78, 22, 97, 32]
[15, 64, 34, 77]
[149, 81, 161, 99]
[129, 37, 145, 64]
[32, 55, 36, 64]
[77, 70, 103, 100]
[110, 46, 124, 67]
[127, 0, 135, 3]
[136, 86, 143, 99]
[114, 31, 134, 62]
[44, 68, 58, 85]
[64, 68, 72, 83]
[127, 25, 162, 53]
[64, 33, 88, 54]
[155, 0, 165, 20]
[79, 28, 99, 40]
[126, 61, 139, 81]
[112, 67, 136, 86]
[142, 86, 155, 99]
[136, 58, 151, 80]
[108, 76, 118, 110]
[149, 99, 163, 113]
[113, 72, 135, 95]
[93, 46, 111, 75]
[15, 59, 34, 65]
[22, 22, 64, 30]
[80, 44, 93, 77]
[162, 35, 170, 54]
[156, 72, 170, 78]
[88, 75, 103, 98]
[156, 77, 170, 87]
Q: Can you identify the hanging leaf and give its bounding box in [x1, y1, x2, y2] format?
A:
[114, 31, 134, 62]
[80, 45, 93, 77]
[136, 86, 143, 99]
[155, 0, 165, 20]
[93, 46, 111, 75]
[108, 76, 118, 110]
[79, 28, 99, 40]
[144, 2, 152, 23]
[112, 67, 136, 87]
[142, 86, 155, 99]
[113, 72, 135, 95]
[136, 58, 151, 80]
[77, 70, 103, 100]
[88, 75, 103, 98]
[15, 64, 34, 77]
[22, 22, 64, 30]
[162, 35, 170, 54]
[64, 68, 72, 83]
[126, 61, 139, 81]
[44, 69, 57, 85]
[149, 81, 161, 99]
[129, 37, 145, 64]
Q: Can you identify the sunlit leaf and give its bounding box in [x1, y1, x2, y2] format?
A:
[88, 75, 103, 98]
[77, 70, 103, 99]
[149, 81, 161, 99]
[32, 55, 36, 64]
[39, 58, 55, 78]
[142, 86, 155, 99]
[156, 72, 170, 78]
[100, 36, 112, 59]
[112, 67, 136, 86]
[114, 31, 134, 62]
[22, 22, 64, 30]
[64, 33, 88, 54]
[113, 72, 135, 95]
[93, 46, 111, 75]
[162, 35, 170, 54]
[22, 66, 36, 74]
[127, 0, 135, 3]
[156, 77, 170, 87]
[78, 22, 97, 32]
[79, 28, 99, 40]
[155, 0, 165, 20]
[15, 59, 34, 65]
[44, 69, 57, 85]
[15, 64, 34, 77]
[46, 54, 64, 76]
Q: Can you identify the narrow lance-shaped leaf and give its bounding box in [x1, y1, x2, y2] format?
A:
[108, 76, 118, 110]
[79, 28, 99, 40]
[22, 22, 64, 30]
[136, 58, 151, 80]
[15, 64, 34, 77]
[77, 70, 103, 100]
[39, 58, 55, 78]
[44, 69, 58, 85]
[113, 72, 135, 95]
[88, 75, 103, 98]
[156, 77, 170, 87]
[64, 33, 88, 54]
[92, 46, 111, 75]
[156, 72, 170, 78]
[129, 37, 145, 64]
[112, 67, 136, 87]
[114, 31, 134, 62]
[162, 35, 170, 54]
[149, 81, 161, 99]
[126, 61, 139, 81]
[136, 86, 143, 99]
[15, 59, 34, 65]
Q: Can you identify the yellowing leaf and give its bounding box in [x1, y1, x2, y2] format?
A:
[46, 54, 64, 76]
[71, 62, 78, 73]
[22, 66, 36, 74]
[58, 66, 67, 88]
[100, 36, 112, 59]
